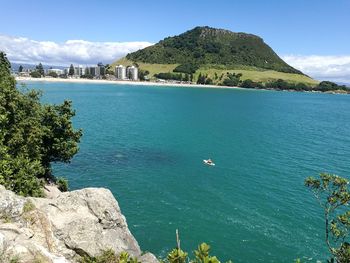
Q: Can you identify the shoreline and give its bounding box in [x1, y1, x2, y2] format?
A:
[15, 76, 244, 90]
[15, 77, 349, 94]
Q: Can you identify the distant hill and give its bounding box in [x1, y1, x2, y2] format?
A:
[10, 62, 65, 72]
[111, 26, 318, 86]
[127, 26, 301, 74]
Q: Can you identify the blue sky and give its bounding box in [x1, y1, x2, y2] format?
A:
[0, 0, 349, 82]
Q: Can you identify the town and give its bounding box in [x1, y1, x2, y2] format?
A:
[15, 62, 139, 81]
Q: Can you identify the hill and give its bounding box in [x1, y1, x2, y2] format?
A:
[111, 26, 318, 86]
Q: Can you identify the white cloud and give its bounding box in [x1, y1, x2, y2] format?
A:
[282, 55, 350, 84]
[0, 34, 153, 66]
[1, 34, 349, 84]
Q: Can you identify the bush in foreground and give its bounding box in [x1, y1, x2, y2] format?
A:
[0, 52, 82, 196]
[305, 173, 350, 263]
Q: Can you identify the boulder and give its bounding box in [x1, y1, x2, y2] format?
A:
[0, 186, 159, 262]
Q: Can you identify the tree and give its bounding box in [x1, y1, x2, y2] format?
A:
[305, 173, 350, 262]
[47, 71, 58, 78]
[18, 65, 23, 73]
[69, 64, 74, 76]
[36, 62, 45, 76]
[0, 52, 82, 196]
[240, 79, 256, 89]
[138, 70, 149, 81]
[30, 71, 41, 78]
[222, 73, 241, 87]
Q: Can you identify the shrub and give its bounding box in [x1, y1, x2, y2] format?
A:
[23, 200, 35, 213]
[79, 249, 138, 263]
[30, 71, 41, 78]
[56, 177, 68, 192]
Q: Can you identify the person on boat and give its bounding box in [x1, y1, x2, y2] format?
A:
[207, 158, 213, 164]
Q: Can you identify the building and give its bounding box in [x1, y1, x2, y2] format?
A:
[97, 62, 105, 76]
[74, 66, 84, 76]
[126, 66, 138, 81]
[47, 68, 64, 75]
[115, 65, 126, 80]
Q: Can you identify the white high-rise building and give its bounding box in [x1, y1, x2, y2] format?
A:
[115, 65, 126, 80]
[74, 66, 84, 76]
[126, 66, 138, 81]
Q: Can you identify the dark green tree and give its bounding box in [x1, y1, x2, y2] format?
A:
[18, 65, 23, 73]
[222, 73, 241, 86]
[0, 52, 82, 196]
[47, 71, 58, 78]
[240, 79, 256, 89]
[305, 173, 350, 262]
[69, 64, 74, 76]
[30, 71, 41, 78]
[36, 62, 45, 76]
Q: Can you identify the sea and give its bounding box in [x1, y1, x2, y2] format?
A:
[21, 81, 350, 262]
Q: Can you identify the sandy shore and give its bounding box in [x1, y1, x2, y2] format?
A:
[15, 76, 244, 90]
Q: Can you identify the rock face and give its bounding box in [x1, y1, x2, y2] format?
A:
[0, 186, 158, 263]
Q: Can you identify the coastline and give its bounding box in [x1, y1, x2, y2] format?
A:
[15, 77, 349, 94]
[15, 76, 244, 90]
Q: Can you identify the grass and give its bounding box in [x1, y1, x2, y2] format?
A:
[110, 58, 318, 86]
[110, 58, 178, 78]
[23, 200, 35, 213]
[195, 67, 318, 86]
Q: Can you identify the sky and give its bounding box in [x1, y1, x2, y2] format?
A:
[0, 0, 349, 82]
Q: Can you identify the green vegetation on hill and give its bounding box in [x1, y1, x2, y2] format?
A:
[110, 26, 321, 87]
[126, 26, 302, 74]
[0, 52, 82, 196]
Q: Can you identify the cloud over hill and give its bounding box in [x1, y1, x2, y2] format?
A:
[0, 34, 153, 65]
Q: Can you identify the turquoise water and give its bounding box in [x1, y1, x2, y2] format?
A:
[23, 81, 350, 262]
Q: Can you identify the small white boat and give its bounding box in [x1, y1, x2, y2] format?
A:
[203, 159, 215, 166]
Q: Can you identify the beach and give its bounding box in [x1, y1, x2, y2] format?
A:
[15, 76, 240, 89]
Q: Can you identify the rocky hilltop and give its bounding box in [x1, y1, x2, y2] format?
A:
[0, 185, 158, 263]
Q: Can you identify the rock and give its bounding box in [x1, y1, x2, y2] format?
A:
[0, 232, 5, 253]
[43, 185, 62, 199]
[140, 252, 160, 263]
[0, 186, 159, 262]
[0, 185, 25, 221]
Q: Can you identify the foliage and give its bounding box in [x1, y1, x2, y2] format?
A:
[23, 200, 35, 213]
[79, 249, 139, 263]
[154, 72, 184, 81]
[105, 64, 115, 75]
[30, 71, 42, 78]
[173, 63, 199, 74]
[197, 73, 213, 85]
[240, 79, 259, 89]
[241, 79, 349, 92]
[138, 69, 150, 81]
[221, 73, 242, 87]
[0, 52, 82, 196]
[305, 173, 350, 262]
[163, 242, 231, 263]
[81, 74, 94, 79]
[166, 248, 188, 263]
[36, 63, 45, 76]
[69, 64, 74, 76]
[126, 26, 302, 74]
[316, 81, 348, 92]
[56, 177, 68, 192]
[47, 71, 58, 78]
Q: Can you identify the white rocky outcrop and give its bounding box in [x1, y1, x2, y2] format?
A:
[0, 185, 158, 263]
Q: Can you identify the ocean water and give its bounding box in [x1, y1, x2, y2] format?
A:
[22, 81, 350, 262]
